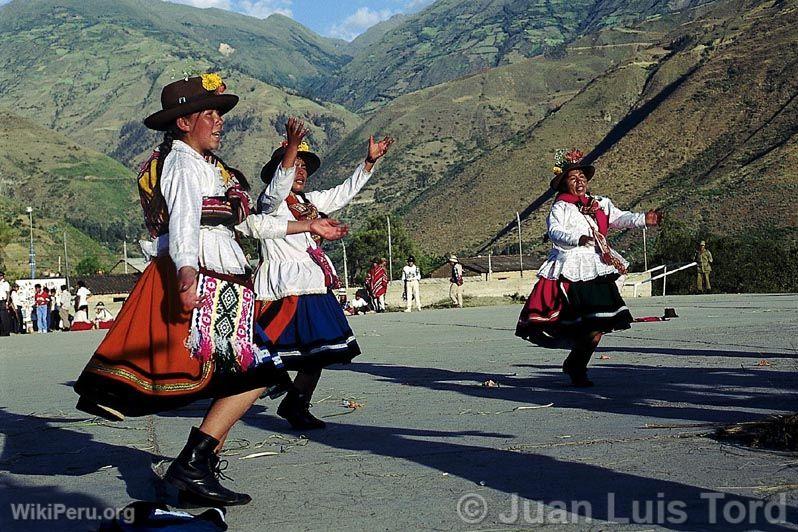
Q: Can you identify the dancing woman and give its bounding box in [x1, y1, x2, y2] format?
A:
[516, 149, 662, 387]
[74, 75, 346, 505]
[245, 118, 393, 429]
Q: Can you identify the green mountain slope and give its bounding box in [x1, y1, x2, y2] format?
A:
[0, 0, 362, 180]
[407, 0, 798, 256]
[315, 0, 715, 111]
[0, 0, 349, 91]
[0, 109, 136, 274]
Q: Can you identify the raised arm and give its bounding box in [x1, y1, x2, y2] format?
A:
[258, 118, 309, 214]
[306, 136, 394, 213]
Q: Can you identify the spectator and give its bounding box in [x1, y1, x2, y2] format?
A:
[694, 240, 713, 293]
[33, 284, 49, 334]
[74, 280, 92, 323]
[10, 283, 24, 333]
[58, 285, 72, 331]
[94, 301, 115, 329]
[365, 258, 389, 312]
[401, 256, 422, 312]
[448, 255, 464, 308]
[49, 287, 59, 331]
[0, 272, 11, 336]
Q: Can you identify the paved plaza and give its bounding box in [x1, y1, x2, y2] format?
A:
[1, 294, 797, 530]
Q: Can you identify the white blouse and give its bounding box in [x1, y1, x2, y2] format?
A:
[537, 196, 646, 282]
[252, 162, 373, 301]
[158, 140, 250, 275]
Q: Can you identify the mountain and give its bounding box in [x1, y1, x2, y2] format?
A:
[0, 109, 136, 274]
[0, 0, 349, 91]
[315, 0, 716, 111]
[0, 0, 362, 181]
[404, 0, 798, 256]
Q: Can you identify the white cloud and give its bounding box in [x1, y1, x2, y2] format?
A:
[169, 0, 232, 9]
[166, 0, 291, 17]
[237, 0, 292, 19]
[328, 7, 396, 41]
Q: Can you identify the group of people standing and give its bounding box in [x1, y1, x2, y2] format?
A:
[73, 74, 392, 506]
[0, 275, 94, 335]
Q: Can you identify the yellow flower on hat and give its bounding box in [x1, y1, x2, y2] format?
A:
[298, 140, 312, 152]
[552, 166, 563, 175]
[201, 73, 224, 91]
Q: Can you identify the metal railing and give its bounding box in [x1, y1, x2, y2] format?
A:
[625, 262, 698, 297]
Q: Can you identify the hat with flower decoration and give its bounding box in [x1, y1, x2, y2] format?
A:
[260, 139, 321, 184]
[144, 73, 238, 131]
[549, 148, 595, 191]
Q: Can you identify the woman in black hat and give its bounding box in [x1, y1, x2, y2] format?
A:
[515, 149, 662, 387]
[246, 118, 393, 430]
[74, 75, 347, 507]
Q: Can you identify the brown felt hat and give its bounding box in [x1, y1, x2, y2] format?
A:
[143, 75, 238, 131]
[260, 140, 321, 184]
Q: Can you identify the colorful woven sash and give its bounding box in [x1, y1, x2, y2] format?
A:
[187, 274, 258, 375]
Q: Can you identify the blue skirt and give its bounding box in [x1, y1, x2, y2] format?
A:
[254, 292, 361, 371]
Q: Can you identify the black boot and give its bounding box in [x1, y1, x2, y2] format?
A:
[277, 390, 326, 430]
[165, 427, 252, 506]
[562, 359, 594, 388]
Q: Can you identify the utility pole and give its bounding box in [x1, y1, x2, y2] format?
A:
[516, 211, 523, 277]
[26, 207, 35, 279]
[63, 231, 71, 289]
[123, 240, 129, 274]
[643, 227, 648, 271]
[386, 215, 393, 280]
[341, 241, 349, 292]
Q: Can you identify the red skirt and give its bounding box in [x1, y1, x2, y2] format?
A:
[74, 256, 290, 419]
[515, 275, 633, 349]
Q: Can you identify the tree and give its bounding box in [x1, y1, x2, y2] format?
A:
[332, 215, 433, 284]
[0, 220, 13, 270]
[76, 256, 102, 275]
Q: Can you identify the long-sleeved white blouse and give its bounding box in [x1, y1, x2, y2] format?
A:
[157, 140, 252, 275]
[252, 162, 373, 300]
[537, 196, 646, 281]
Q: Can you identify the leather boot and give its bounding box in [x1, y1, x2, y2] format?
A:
[165, 427, 252, 506]
[277, 390, 326, 430]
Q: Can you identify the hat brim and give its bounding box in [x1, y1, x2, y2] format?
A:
[260, 147, 321, 184]
[143, 94, 239, 131]
[549, 164, 595, 191]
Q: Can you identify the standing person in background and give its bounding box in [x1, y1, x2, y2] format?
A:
[365, 258, 388, 312]
[33, 284, 49, 334]
[58, 285, 72, 331]
[75, 280, 91, 323]
[0, 272, 11, 337]
[49, 287, 59, 331]
[448, 255, 464, 308]
[694, 240, 713, 293]
[10, 283, 24, 333]
[402, 256, 422, 312]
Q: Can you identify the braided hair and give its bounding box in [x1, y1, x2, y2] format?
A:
[155, 125, 182, 179]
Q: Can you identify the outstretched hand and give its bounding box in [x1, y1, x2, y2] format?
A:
[645, 209, 664, 226]
[310, 218, 349, 241]
[365, 136, 395, 169]
[285, 117, 309, 148]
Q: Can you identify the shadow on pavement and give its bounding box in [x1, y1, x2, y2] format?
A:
[334, 361, 797, 424]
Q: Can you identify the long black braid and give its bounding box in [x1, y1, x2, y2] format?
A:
[155, 126, 182, 179]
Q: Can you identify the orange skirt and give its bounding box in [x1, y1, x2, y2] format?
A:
[74, 256, 290, 419]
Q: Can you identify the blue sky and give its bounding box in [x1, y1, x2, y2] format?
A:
[0, 0, 433, 41]
[177, 0, 435, 40]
